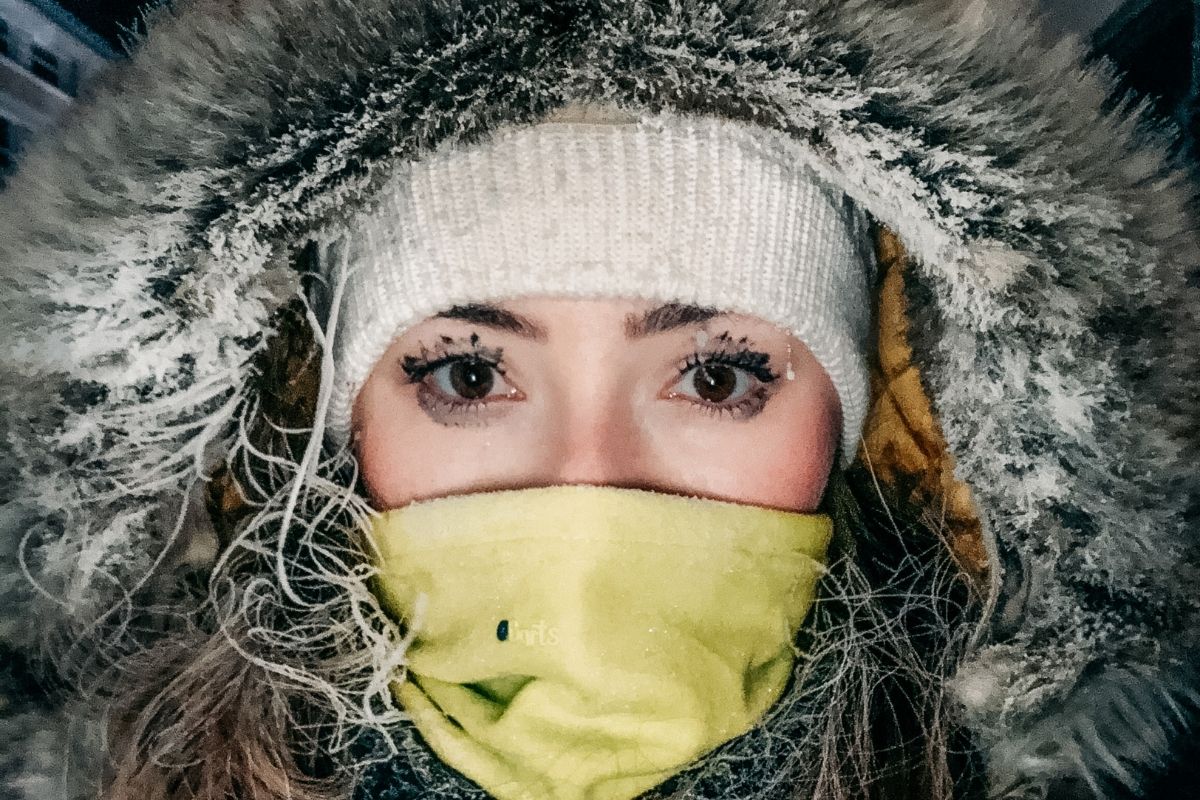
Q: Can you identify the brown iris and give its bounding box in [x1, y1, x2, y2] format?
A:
[450, 360, 495, 399]
[693, 364, 737, 403]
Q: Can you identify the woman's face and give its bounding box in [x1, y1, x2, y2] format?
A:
[353, 296, 841, 513]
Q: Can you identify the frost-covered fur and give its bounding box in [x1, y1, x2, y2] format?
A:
[1, 0, 1198, 797]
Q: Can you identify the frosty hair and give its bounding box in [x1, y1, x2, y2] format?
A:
[91, 226, 981, 800]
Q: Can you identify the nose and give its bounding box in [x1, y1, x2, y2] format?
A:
[541, 392, 660, 492]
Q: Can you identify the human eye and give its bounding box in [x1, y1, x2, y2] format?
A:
[664, 332, 780, 421]
[399, 333, 523, 423]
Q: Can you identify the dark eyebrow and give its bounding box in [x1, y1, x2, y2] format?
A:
[624, 302, 726, 339]
[431, 301, 725, 341]
[432, 304, 549, 341]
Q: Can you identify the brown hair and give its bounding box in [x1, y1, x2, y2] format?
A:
[103, 298, 347, 800]
[100, 226, 983, 800]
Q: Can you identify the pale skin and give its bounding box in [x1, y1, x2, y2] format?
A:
[352, 296, 841, 513]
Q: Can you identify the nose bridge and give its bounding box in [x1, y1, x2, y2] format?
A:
[549, 374, 646, 488]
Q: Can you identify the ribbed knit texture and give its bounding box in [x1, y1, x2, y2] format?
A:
[326, 110, 876, 468]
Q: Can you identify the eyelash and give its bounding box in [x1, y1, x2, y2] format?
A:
[399, 336, 509, 422]
[673, 349, 780, 420]
[399, 335, 781, 422]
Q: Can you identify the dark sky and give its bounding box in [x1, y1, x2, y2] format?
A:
[59, 0, 153, 48]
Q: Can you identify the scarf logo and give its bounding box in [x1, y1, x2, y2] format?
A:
[496, 618, 560, 645]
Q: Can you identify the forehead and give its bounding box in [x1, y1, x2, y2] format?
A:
[409, 296, 788, 343]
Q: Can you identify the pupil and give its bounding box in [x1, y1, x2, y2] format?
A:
[450, 361, 494, 399]
[694, 365, 735, 402]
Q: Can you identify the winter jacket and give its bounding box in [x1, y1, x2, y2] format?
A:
[1, 0, 1198, 799]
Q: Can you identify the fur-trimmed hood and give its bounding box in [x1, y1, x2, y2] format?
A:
[1, 0, 1198, 798]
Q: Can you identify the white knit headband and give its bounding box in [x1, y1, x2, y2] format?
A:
[323, 108, 876, 469]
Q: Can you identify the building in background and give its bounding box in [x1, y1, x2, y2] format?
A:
[0, 0, 118, 179]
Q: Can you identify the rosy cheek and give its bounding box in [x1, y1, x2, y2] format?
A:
[759, 446, 833, 510]
[354, 387, 422, 509]
[724, 394, 838, 511]
[356, 393, 501, 509]
[354, 428, 402, 509]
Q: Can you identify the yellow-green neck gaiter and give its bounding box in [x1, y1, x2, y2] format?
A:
[367, 484, 832, 800]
